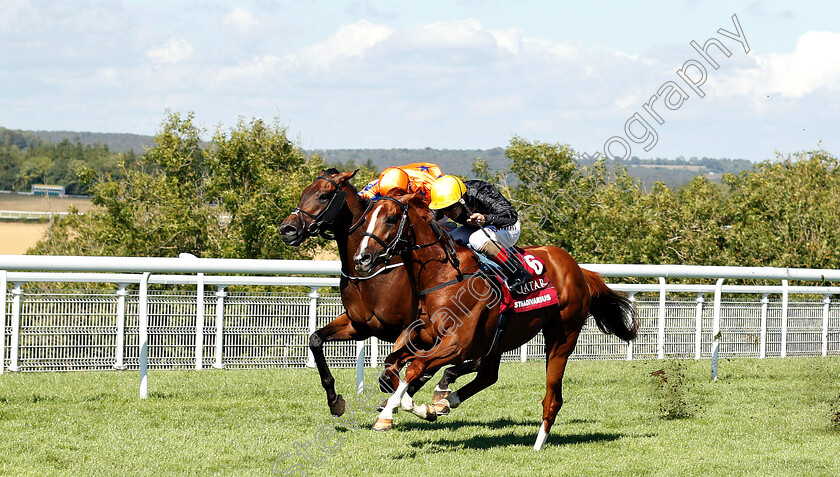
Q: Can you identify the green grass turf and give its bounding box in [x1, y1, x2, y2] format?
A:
[1, 357, 839, 476]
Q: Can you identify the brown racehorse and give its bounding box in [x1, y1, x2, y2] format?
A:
[352, 193, 638, 450]
[279, 169, 480, 416]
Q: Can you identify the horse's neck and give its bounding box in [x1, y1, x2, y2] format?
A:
[333, 191, 367, 271]
[408, 218, 475, 292]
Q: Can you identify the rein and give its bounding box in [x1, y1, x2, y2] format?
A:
[341, 262, 404, 281]
[362, 196, 480, 295]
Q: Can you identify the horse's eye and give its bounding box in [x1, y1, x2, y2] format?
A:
[385, 215, 399, 224]
[318, 193, 331, 202]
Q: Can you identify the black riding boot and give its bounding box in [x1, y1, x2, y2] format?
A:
[480, 242, 532, 294]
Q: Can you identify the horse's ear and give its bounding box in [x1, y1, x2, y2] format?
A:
[396, 192, 417, 203]
[336, 169, 358, 183]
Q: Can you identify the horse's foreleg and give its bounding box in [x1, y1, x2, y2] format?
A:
[372, 380, 409, 431]
[372, 341, 423, 430]
[310, 313, 369, 417]
[373, 337, 460, 430]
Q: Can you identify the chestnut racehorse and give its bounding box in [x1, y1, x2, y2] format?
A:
[279, 169, 479, 416]
[353, 194, 638, 450]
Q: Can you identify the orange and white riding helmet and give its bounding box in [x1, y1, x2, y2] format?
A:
[428, 175, 467, 210]
[378, 167, 410, 194]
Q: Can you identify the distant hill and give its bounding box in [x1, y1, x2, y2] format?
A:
[310, 147, 509, 178]
[24, 129, 156, 153]
[5, 128, 754, 189]
[318, 148, 753, 190]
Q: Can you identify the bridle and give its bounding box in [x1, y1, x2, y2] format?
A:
[361, 196, 414, 263]
[361, 196, 461, 273]
[290, 175, 348, 237]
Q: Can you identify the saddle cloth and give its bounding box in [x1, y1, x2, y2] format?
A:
[478, 247, 559, 314]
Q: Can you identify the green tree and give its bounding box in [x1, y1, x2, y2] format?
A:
[205, 117, 327, 259]
[722, 149, 840, 269]
[31, 112, 332, 259]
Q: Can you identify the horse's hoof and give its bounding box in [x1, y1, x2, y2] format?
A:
[372, 417, 393, 431]
[432, 389, 451, 404]
[329, 394, 346, 417]
[434, 398, 450, 416]
[423, 405, 438, 422]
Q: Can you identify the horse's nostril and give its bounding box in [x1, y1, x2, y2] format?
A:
[280, 224, 297, 235]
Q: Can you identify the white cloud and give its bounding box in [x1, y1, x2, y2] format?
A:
[223, 7, 258, 32]
[714, 30, 840, 100]
[392, 18, 494, 50]
[145, 37, 195, 64]
[294, 20, 394, 70]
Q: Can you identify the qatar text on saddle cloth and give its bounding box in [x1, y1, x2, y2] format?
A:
[496, 250, 559, 314]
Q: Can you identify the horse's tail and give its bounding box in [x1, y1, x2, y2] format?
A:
[582, 268, 638, 342]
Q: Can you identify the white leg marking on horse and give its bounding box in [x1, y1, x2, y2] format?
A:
[377, 380, 408, 421]
[358, 204, 383, 257]
[411, 402, 430, 419]
[534, 422, 549, 451]
[434, 385, 451, 393]
[401, 391, 415, 411]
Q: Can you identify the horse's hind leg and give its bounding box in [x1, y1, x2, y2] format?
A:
[534, 321, 581, 451]
[433, 355, 500, 415]
[431, 360, 481, 404]
[310, 313, 370, 416]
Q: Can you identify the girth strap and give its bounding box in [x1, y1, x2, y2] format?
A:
[413, 273, 478, 296]
[485, 313, 509, 357]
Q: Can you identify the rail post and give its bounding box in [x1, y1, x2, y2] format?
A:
[657, 277, 666, 359]
[822, 294, 831, 357]
[213, 286, 227, 369]
[626, 292, 636, 361]
[759, 294, 769, 359]
[371, 337, 379, 368]
[195, 272, 205, 370]
[8, 283, 22, 372]
[711, 278, 724, 381]
[139, 272, 150, 399]
[306, 287, 319, 368]
[0, 270, 6, 374]
[356, 340, 366, 394]
[780, 280, 789, 358]
[694, 293, 704, 359]
[113, 284, 129, 370]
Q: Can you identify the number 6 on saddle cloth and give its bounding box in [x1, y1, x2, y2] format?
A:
[431, 220, 558, 315]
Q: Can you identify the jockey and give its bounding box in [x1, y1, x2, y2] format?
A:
[359, 162, 443, 203]
[428, 175, 532, 292]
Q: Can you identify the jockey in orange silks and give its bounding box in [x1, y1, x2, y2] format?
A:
[358, 162, 443, 203]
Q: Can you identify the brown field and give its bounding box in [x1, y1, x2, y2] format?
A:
[0, 194, 340, 258]
[0, 222, 49, 254]
[0, 193, 93, 213]
[0, 193, 93, 254]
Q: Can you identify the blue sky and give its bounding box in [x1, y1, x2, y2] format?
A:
[1, 1, 838, 161]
